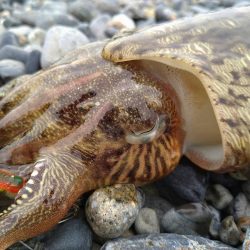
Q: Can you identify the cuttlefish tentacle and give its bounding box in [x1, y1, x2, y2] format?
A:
[0, 154, 94, 249]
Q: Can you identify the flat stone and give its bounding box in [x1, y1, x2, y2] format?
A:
[41, 25, 89, 68]
[85, 184, 142, 238]
[101, 233, 237, 250]
[0, 59, 25, 78]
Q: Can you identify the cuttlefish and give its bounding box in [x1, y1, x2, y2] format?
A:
[0, 7, 250, 249]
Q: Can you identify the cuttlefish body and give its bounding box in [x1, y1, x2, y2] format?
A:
[0, 7, 250, 249]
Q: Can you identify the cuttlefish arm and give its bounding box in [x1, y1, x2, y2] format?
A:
[0, 42, 183, 249]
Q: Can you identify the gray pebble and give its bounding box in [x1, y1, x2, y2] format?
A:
[135, 207, 160, 234]
[25, 50, 41, 74]
[69, 1, 97, 22]
[143, 194, 172, 231]
[233, 192, 250, 220]
[219, 216, 240, 246]
[0, 45, 28, 63]
[162, 203, 213, 236]
[40, 1, 68, 14]
[94, 0, 120, 15]
[0, 59, 25, 78]
[38, 212, 92, 250]
[36, 13, 79, 30]
[90, 14, 112, 40]
[0, 31, 19, 48]
[41, 25, 89, 68]
[85, 184, 141, 238]
[206, 184, 233, 210]
[101, 233, 237, 250]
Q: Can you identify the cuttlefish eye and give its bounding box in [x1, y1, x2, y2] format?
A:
[125, 114, 166, 144]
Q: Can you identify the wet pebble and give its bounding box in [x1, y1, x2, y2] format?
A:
[162, 203, 213, 236]
[156, 157, 209, 205]
[135, 207, 160, 234]
[41, 25, 89, 68]
[85, 184, 142, 238]
[206, 184, 233, 210]
[0, 59, 25, 79]
[219, 216, 240, 246]
[102, 233, 237, 250]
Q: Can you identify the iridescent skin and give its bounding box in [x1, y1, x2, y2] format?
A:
[0, 42, 183, 249]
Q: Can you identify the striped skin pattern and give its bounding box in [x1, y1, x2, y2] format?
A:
[103, 7, 250, 173]
[0, 41, 183, 248]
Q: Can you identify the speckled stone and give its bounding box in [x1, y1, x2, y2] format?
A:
[101, 233, 237, 250]
[219, 216, 240, 246]
[85, 184, 142, 238]
[206, 184, 233, 210]
[135, 207, 160, 234]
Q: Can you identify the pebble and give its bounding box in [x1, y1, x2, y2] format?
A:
[25, 50, 41, 74]
[40, 1, 68, 14]
[219, 216, 240, 246]
[233, 192, 250, 220]
[155, 5, 177, 22]
[0, 45, 29, 63]
[41, 25, 89, 68]
[39, 212, 92, 250]
[85, 184, 142, 238]
[28, 28, 46, 46]
[90, 14, 112, 40]
[107, 14, 136, 30]
[35, 13, 79, 30]
[94, 0, 120, 15]
[0, 31, 19, 48]
[0, 59, 25, 79]
[134, 207, 160, 234]
[208, 205, 221, 238]
[102, 233, 237, 250]
[156, 157, 209, 205]
[69, 1, 97, 22]
[162, 203, 213, 236]
[143, 193, 172, 231]
[206, 184, 233, 210]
